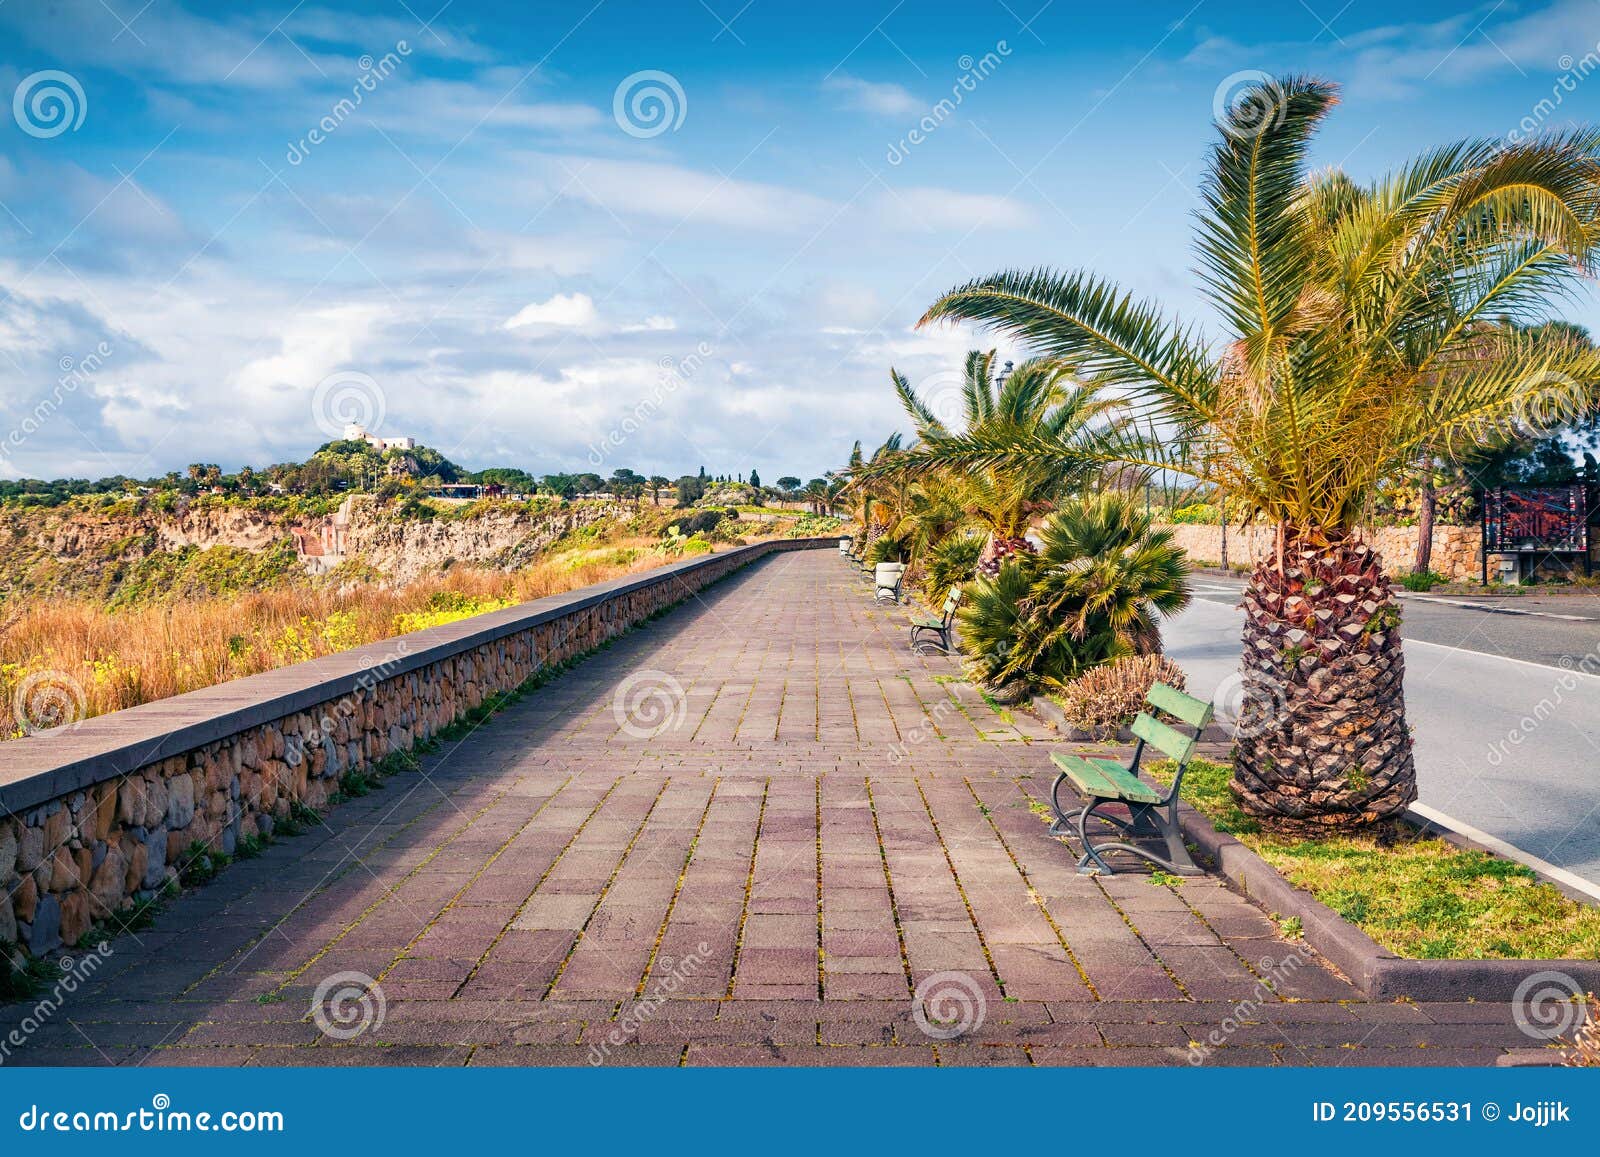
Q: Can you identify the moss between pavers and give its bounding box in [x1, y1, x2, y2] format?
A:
[1150, 759, 1600, 961]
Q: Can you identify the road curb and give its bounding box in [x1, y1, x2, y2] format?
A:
[1175, 803, 1600, 1001]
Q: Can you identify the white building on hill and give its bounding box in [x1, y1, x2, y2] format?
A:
[343, 423, 415, 452]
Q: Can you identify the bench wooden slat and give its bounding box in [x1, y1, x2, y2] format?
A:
[1146, 682, 1213, 729]
[1050, 753, 1161, 804]
[1130, 711, 1197, 764]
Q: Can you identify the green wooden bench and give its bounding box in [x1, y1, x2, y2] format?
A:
[909, 588, 962, 654]
[1048, 682, 1214, 876]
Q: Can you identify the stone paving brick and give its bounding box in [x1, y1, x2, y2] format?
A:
[0, 552, 1533, 1067]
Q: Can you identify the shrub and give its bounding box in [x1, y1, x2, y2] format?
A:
[865, 535, 904, 565]
[1165, 502, 1218, 524]
[922, 534, 983, 603]
[957, 495, 1191, 691]
[1398, 570, 1449, 592]
[1057, 654, 1188, 737]
[673, 510, 724, 536]
[786, 514, 842, 538]
[958, 562, 1075, 688]
[1567, 995, 1600, 1067]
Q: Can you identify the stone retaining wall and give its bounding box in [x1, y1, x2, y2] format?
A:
[1159, 523, 1482, 581]
[0, 538, 836, 960]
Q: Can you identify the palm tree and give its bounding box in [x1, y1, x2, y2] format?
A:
[905, 76, 1600, 832]
[891, 352, 1111, 575]
[887, 475, 968, 566]
[837, 435, 907, 556]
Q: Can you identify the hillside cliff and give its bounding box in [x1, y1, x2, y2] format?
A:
[0, 497, 635, 601]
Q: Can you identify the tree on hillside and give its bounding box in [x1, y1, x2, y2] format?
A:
[648, 475, 670, 504]
[675, 474, 705, 507]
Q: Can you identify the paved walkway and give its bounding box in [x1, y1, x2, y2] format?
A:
[3, 552, 1534, 1066]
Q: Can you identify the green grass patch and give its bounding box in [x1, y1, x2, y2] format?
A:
[1150, 758, 1600, 960]
[0, 953, 62, 1002]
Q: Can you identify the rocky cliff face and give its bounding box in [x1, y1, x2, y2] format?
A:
[0, 498, 637, 600]
[338, 500, 630, 583]
[0, 503, 304, 600]
[6, 503, 293, 559]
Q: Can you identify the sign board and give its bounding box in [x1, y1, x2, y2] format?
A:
[1481, 484, 1589, 553]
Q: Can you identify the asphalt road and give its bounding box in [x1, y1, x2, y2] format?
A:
[1165, 575, 1600, 885]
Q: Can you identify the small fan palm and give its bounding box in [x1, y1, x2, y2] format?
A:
[959, 494, 1191, 690]
[910, 75, 1600, 831]
[1021, 493, 1192, 663]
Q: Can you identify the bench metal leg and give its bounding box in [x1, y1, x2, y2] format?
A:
[1053, 783, 1201, 877]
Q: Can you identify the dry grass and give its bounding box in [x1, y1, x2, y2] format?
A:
[1567, 995, 1600, 1066]
[1, 537, 719, 739]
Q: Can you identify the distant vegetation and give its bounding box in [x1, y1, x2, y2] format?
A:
[0, 441, 834, 513]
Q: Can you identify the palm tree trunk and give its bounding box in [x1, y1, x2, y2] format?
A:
[1231, 530, 1416, 833]
[1413, 473, 1435, 575]
[976, 534, 1035, 577]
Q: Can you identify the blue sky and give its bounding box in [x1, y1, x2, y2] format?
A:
[2, 0, 1599, 483]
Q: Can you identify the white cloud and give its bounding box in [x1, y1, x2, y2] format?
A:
[368, 79, 604, 138]
[1182, 0, 1600, 99]
[823, 75, 923, 117]
[872, 187, 1035, 231]
[504, 292, 601, 331]
[621, 315, 677, 332]
[532, 154, 835, 231]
